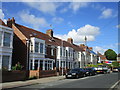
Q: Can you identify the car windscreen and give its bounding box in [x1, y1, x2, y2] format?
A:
[69, 69, 79, 72]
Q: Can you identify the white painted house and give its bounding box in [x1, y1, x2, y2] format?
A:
[0, 19, 13, 70]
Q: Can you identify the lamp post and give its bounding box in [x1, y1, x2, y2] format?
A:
[61, 40, 64, 76]
[84, 36, 87, 68]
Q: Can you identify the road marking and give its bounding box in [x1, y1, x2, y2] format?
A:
[109, 80, 120, 89]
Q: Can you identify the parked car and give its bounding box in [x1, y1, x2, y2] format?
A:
[66, 68, 85, 79]
[112, 67, 120, 72]
[84, 67, 97, 76]
[96, 66, 108, 74]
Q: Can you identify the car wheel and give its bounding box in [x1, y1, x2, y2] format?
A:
[89, 73, 92, 76]
[76, 75, 79, 79]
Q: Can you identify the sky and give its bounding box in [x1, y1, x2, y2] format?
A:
[0, 1, 119, 54]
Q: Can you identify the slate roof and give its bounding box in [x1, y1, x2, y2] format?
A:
[14, 23, 83, 51]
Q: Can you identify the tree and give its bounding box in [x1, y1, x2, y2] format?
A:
[112, 61, 119, 67]
[104, 49, 117, 60]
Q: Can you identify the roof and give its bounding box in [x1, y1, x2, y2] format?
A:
[118, 53, 120, 57]
[0, 19, 8, 27]
[14, 23, 83, 51]
[97, 52, 107, 60]
[89, 50, 97, 55]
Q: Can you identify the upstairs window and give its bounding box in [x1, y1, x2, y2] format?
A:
[3, 32, 11, 47]
[35, 42, 39, 53]
[63, 48, 66, 56]
[60, 48, 62, 56]
[51, 48, 54, 56]
[40, 43, 43, 53]
[45, 46, 47, 55]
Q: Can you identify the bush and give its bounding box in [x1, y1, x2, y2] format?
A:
[2, 67, 8, 71]
[12, 62, 24, 70]
[87, 64, 98, 67]
[112, 61, 119, 68]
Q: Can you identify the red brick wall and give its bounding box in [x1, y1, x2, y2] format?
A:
[29, 70, 57, 78]
[12, 34, 27, 70]
[39, 70, 57, 78]
[29, 70, 39, 78]
[2, 70, 27, 82]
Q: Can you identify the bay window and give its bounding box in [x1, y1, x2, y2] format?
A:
[3, 32, 11, 47]
[35, 42, 39, 52]
[40, 43, 43, 53]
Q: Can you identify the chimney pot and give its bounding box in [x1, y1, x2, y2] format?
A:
[89, 47, 93, 51]
[67, 38, 73, 44]
[7, 17, 15, 28]
[12, 17, 15, 24]
[46, 29, 53, 37]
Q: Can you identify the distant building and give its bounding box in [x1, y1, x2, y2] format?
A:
[0, 19, 13, 70]
[97, 52, 107, 63]
[117, 53, 120, 62]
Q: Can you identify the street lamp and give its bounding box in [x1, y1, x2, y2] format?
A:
[61, 39, 64, 76]
[84, 36, 87, 68]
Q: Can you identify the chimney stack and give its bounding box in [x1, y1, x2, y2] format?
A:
[80, 44, 85, 47]
[46, 29, 53, 37]
[89, 47, 93, 51]
[67, 38, 73, 44]
[7, 17, 15, 28]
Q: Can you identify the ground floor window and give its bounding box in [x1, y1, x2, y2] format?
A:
[30, 60, 32, 70]
[34, 60, 38, 70]
[45, 61, 47, 70]
[48, 61, 52, 70]
[30, 59, 54, 70]
[40, 60, 43, 70]
[2, 55, 10, 69]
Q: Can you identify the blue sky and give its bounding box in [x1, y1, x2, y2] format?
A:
[0, 1, 119, 54]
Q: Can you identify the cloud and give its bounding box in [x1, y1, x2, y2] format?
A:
[94, 43, 118, 54]
[19, 11, 49, 29]
[54, 24, 100, 44]
[25, 2, 60, 15]
[52, 17, 64, 24]
[69, 2, 89, 12]
[93, 46, 107, 55]
[0, 9, 7, 24]
[99, 8, 117, 19]
[60, 8, 68, 13]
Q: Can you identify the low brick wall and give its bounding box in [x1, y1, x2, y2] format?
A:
[2, 70, 27, 82]
[39, 70, 57, 78]
[29, 70, 39, 78]
[29, 70, 57, 78]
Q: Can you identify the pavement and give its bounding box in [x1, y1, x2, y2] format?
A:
[0, 75, 65, 89]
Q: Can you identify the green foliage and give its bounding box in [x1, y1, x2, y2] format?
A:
[87, 64, 98, 67]
[112, 61, 119, 67]
[12, 62, 23, 70]
[104, 49, 117, 60]
[2, 67, 8, 71]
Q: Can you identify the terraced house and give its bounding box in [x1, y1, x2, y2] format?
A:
[0, 19, 13, 70]
[7, 17, 98, 72]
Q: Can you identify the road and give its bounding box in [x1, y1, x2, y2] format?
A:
[9, 73, 119, 89]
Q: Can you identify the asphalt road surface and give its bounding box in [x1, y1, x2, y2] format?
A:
[9, 72, 119, 89]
